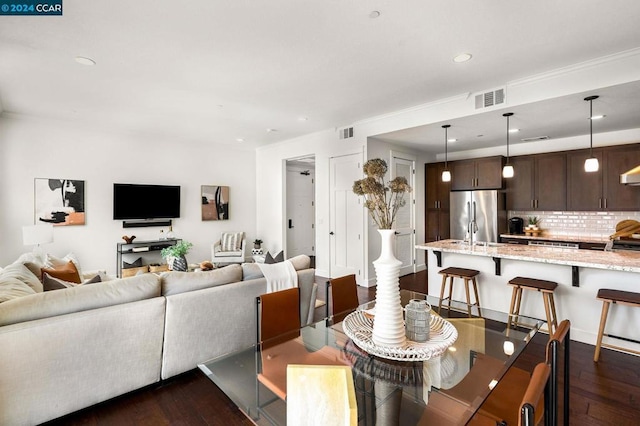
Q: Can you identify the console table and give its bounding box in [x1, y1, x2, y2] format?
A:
[116, 239, 180, 277]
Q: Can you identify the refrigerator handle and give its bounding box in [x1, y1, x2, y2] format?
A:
[466, 201, 471, 234]
[472, 201, 478, 233]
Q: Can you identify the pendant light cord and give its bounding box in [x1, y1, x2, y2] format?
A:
[589, 98, 594, 157]
[506, 114, 510, 162]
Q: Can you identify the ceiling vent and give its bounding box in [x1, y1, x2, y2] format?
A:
[474, 87, 506, 109]
[339, 127, 354, 140]
[521, 136, 550, 142]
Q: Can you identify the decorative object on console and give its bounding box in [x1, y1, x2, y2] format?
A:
[122, 235, 136, 244]
[199, 261, 215, 271]
[35, 178, 85, 226]
[201, 185, 229, 220]
[161, 240, 193, 272]
[253, 239, 263, 249]
[353, 159, 412, 349]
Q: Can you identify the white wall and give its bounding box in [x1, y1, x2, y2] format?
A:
[0, 114, 257, 274]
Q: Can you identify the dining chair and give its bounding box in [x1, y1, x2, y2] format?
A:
[325, 274, 359, 322]
[256, 287, 301, 349]
[470, 361, 551, 426]
[547, 319, 571, 426]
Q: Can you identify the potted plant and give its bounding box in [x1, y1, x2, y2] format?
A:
[527, 216, 540, 231]
[161, 240, 193, 272]
[253, 239, 263, 250]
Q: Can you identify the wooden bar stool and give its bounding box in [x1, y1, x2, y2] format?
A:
[437, 267, 481, 317]
[594, 289, 640, 362]
[508, 276, 558, 336]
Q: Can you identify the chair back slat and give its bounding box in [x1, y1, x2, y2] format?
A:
[328, 274, 359, 322]
[257, 287, 301, 349]
[519, 362, 551, 426]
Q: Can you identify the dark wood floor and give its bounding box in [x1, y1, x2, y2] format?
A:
[45, 271, 639, 426]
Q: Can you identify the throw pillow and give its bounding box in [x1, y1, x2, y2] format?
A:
[44, 252, 84, 280]
[42, 272, 80, 291]
[123, 257, 143, 269]
[41, 260, 81, 284]
[221, 232, 244, 251]
[0, 262, 43, 293]
[264, 251, 284, 264]
[83, 274, 102, 285]
[0, 277, 36, 303]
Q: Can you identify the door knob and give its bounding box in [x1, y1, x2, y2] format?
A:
[329, 232, 334, 235]
[394, 231, 400, 235]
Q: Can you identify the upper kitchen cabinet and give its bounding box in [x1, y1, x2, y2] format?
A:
[568, 144, 640, 211]
[425, 162, 450, 242]
[450, 156, 504, 191]
[507, 153, 566, 211]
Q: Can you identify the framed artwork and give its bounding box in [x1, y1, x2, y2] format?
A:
[34, 178, 85, 226]
[201, 185, 229, 221]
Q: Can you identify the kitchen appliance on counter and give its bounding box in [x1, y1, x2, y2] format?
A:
[450, 190, 507, 244]
[509, 217, 524, 235]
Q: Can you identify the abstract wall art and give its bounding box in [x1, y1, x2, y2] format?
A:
[201, 185, 229, 221]
[34, 178, 86, 226]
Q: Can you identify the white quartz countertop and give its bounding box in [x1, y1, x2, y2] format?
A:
[416, 240, 640, 273]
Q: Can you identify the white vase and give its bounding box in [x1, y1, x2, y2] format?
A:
[372, 229, 407, 348]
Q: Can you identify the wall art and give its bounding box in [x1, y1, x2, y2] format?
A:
[34, 178, 85, 226]
[201, 185, 229, 221]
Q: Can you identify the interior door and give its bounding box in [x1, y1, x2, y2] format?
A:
[329, 153, 363, 281]
[391, 153, 416, 276]
[286, 168, 315, 257]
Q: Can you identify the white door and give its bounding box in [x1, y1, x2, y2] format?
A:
[286, 168, 315, 257]
[391, 153, 416, 276]
[329, 153, 363, 281]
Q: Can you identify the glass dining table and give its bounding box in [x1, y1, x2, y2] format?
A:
[198, 290, 543, 425]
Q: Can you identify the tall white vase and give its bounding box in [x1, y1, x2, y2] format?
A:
[372, 229, 407, 348]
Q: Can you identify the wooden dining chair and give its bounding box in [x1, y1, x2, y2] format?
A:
[325, 274, 359, 322]
[520, 362, 552, 426]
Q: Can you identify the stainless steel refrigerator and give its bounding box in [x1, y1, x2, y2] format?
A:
[450, 190, 507, 243]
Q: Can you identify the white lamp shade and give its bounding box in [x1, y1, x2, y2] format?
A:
[502, 164, 514, 178]
[23, 224, 54, 246]
[584, 157, 600, 172]
[441, 170, 451, 182]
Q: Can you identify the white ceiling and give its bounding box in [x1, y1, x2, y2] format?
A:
[1, 1, 640, 149]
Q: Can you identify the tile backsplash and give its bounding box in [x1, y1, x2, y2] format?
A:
[509, 211, 640, 240]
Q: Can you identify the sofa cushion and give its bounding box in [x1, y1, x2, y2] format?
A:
[41, 260, 81, 284]
[221, 232, 244, 251]
[1, 262, 43, 293]
[42, 272, 100, 291]
[289, 254, 311, 271]
[161, 264, 243, 296]
[0, 273, 161, 327]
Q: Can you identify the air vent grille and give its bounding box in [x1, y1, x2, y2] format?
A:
[474, 88, 506, 109]
[339, 127, 354, 139]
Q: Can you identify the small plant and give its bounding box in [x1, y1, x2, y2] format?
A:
[528, 216, 539, 226]
[161, 240, 193, 259]
[253, 239, 263, 245]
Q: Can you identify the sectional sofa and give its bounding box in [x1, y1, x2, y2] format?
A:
[0, 256, 317, 426]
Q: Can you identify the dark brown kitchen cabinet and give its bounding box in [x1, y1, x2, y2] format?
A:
[425, 162, 450, 242]
[507, 153, 566, 210]
[568, 145, 640, 211]
[450, 156, 504, 191]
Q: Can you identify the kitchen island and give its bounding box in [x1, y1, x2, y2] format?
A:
[416, 240, 640, 353]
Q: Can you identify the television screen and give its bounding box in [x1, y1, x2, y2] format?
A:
[113, 184, 180, 220]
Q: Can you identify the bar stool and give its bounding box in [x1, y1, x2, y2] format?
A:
[507, 276, 558, 336]
[594, 289, 640, 362]
[437, 267, 481, 317]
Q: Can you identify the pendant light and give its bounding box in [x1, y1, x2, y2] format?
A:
[584, 95, 600, 172]
[441, 124, 451, 182]
[502, 112, 514, 178]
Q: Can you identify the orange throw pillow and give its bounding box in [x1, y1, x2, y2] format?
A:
[41, 260, 81, 284]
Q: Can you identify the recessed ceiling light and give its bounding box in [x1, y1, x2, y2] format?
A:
[236, 138, 244, 143]
[369, 10, 381, 18]
[589, 115, 606, 120]
[453, 53, 472, 63]
[509, 128, 520, 133]
[74, 56, 95, 66]
[447, 138, 457, 143]
[266, 128, 278, 133]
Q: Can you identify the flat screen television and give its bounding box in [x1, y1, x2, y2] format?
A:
[113, 183, 180, 220]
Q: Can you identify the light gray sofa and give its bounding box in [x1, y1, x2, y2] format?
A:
[0, 255, 317, 426]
